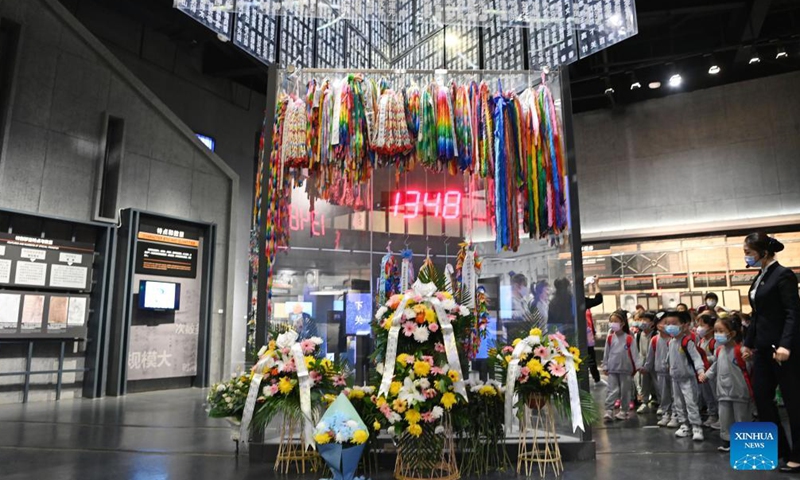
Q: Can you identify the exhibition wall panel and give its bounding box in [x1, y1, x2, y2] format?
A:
[0, 0, 238, 399]
[574, 70, 800, 239]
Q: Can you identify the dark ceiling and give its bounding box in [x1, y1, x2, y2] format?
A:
[570, 0, 800, 112]
[62, 0, 800, 113]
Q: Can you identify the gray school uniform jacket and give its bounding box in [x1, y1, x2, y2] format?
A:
[705, 345, 751, 403]
[667, 334, 706, 379]
[645, 335, 670, 375]
[603, 332, 641, 374]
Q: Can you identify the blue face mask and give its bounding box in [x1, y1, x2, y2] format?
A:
[664, 325, 681, 337]
[714, 333, 729, 345]
[745, 255, 762, 268]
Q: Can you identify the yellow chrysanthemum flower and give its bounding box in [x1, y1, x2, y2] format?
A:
[268, 340, 276, 351]
[413, 360, 431, 377]
[504, 355, 512, 365]
[396, 353, 410, 365]
[314, 432, 331, 444]
[352, 430, 369, 444]
[526, 358, 544, 374]
[323, 394, 336, 404]
[348, 389, 365, 400]
[278, 377, 294, 394]
[441, 392, 457, 410]
[392, 399, 407, 413]
[441, 291, 453, 300]
[529, 328, 542, 337]
[569, 346, 581, 358]
[407, 423, 423, 437]
[447, 370, 459, 382]
[373, 421, 382, 431]
[376, 396, 387, 407]
[383, 318, 393, 330]
[319, 359, 333, 371]
[390, 381, 402, 396]
[554, 355, 566, 365]
[512, 338, 521, 347]
[304, 356, 315, 369]
[424, 308, 436, 324]
[413, 304, 426, 314]
[405, 409, 422, 425]
[478, 385, 496, 396]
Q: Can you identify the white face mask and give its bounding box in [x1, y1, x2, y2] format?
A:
[706, 300, 717, 308]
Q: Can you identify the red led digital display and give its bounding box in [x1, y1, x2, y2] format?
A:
[289, 205, 326, 236]
[391, 190, 462, 219]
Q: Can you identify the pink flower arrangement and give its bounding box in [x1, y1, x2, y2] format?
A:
[548, 362, 567, 378]
[300, 339, 316, 354]
[424, 388, 438, 399]
[534, 346, 550, 359]
[403, 322, 417, 337]
[332, 374, 347, 386]
[434, 342, 445, 353]
[431, 366, 444, 376]
[310, 371, 322, 384]
[429, 323, 439, 333]
[421, 411, 435, 423]
[421, 355, 434, 365]
[283, 359, 297, 373]
[269, 384, 279, 395]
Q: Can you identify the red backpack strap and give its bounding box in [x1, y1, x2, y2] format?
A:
[681, 336, 709, 377]
[709, 338, 716, 352]
[650, 335, 658, 354]
[733, 344, 754, 399]
[626, 335, 636, 375]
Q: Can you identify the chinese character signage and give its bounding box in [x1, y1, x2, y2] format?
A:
[346, 292, 372, 335]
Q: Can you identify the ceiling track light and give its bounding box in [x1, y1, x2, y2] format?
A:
[706, 54, 721, 75]
[603, 77, 615, 95]
[628, 71, 641, 90]
[748, 46, 761, 64]
[668, 73, 682, 88]
[776, 45, 788, 59]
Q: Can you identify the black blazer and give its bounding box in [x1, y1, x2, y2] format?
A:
[745, 262, 800, 352]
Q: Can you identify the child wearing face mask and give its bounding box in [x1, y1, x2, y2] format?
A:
[635, 312, 656, 413]
[696, 312, 719, 429]
[645, 313, 677, 427]
[602, 311, 641, 421]
[664, 310, 706, 441]
[699, 314, 752, 452]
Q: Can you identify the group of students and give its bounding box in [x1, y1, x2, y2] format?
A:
[602, 295, 751, 451]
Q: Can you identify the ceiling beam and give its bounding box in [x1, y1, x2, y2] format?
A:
[733, 0, 774, 62]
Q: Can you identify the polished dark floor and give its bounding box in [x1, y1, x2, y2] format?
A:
[0, 386, 794, 479]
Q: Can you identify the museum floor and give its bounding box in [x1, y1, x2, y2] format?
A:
[0, 388, 792, 479]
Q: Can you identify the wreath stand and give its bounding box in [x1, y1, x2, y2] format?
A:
[517, 395, 563, 478]
[274, 414, 320, 474]
[394, 416, 460, 480]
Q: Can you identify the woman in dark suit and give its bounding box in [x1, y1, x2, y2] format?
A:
[741, 233, 800, 472]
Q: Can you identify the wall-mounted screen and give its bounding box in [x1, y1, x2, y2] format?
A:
[138, 280, 180, 311]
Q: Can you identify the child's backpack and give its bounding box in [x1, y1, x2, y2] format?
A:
[681, 335, 711, 381]
[608, 333, 636, 376]
[715, 344, 754, 399]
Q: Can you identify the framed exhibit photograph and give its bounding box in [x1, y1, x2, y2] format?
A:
[0, 292, 21, 332]
[67, 297, 88, 327]
[47, 296, 69, 331]
[21, 294, 45, 331]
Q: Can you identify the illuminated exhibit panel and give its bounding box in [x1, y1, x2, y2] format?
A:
[581, 232, 800, 337]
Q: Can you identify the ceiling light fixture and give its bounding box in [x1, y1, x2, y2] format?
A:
[629, 71, 641, 90]
[668, 74, 682, 88]
[706, 54, 721, 75]
[776, 45, 788, 59]
[603, 77, 615, 95]
[648, 81, 661, 89]
[748, 46, 761, 64]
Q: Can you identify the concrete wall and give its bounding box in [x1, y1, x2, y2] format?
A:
[62, 0, 267, 373]
[0, 0, 238, 401]
[575, 71, 800, 240]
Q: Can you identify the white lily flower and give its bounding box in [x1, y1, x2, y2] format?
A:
[276, 330, 299, 349]
[375, 306, 388, 319]
[398, 377, 425, 406]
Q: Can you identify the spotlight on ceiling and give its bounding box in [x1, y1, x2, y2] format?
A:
[648, 81, 661, 89]
[603, 77, 615, 95]
[748, 46, 761, 64]
[668, 74, 682, 88]
[707, 54, 721, 75]
[629, 72, 641, 90]
[776, 45, 788, 59]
